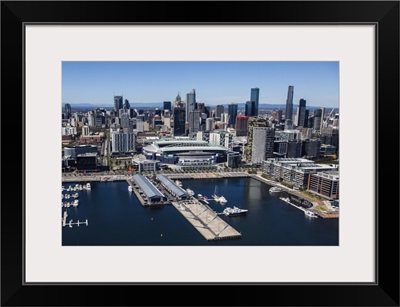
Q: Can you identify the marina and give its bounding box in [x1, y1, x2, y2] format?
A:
[62, 178, 339, 246]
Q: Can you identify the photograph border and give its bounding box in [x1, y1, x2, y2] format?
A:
[2, 1, 399, 306]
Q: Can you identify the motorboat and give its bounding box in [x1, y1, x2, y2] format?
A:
[223, 206, 248, 216]
[304, 210, 318, 218]
[269, 186, 283, 193]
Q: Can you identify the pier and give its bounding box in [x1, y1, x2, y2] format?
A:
[62, 211, 89, 227]
[172, 199, 242, 241]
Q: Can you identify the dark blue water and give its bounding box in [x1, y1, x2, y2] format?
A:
[62, 178, 339, 246]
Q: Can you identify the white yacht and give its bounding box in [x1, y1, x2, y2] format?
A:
[223, 206, 248, 216]
[85, 183, 91, 190]
[128, 185, 133, 192]
[269, 186, 283, 193]
[304, 210, 318, 218]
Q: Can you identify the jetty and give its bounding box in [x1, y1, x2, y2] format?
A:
[172, 199, 242, 241]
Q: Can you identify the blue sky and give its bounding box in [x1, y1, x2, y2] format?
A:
[62, 61, 338, 107]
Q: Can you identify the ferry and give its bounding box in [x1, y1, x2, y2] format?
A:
[223, 206, 248, 216]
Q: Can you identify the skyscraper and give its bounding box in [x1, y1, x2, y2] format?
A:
[227, 103, 238, 128]
[216, 105, 224, 118]
[296, 99, 307, 127]
[250, 127, 275, 164]
[285, 85, 294, 123]
[65, 103, 71, 119]
[186, 89, 196, 123]
[173, 106, 186, 136]
[114, 96, 123, 113]
[245, 101, 256, 117]
[188, 109, 201, 136]
[250, 88, 260, 116]
[163, 101, 172, 112]
[124, 99, 130, 110]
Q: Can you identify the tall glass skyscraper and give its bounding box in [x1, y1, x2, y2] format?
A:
[65, 103, 71, 119]
[285, 85, 294, 123]
[186, 89, 196, 123]
[250, 88, 260, 116]
[114, 96, 123, 113]
[296, 98, 307, 127]
[173, 107, 186, 136]
[227, 103, 238, 128]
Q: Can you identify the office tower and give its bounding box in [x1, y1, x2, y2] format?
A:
[114, 96, 123, 113]
[245, 101, 256, 116]
[286, 140, 302, 158]
[206, 118, 214, 131]
[304, 110, 309, 128]
[216, 105, 224, 118]
[120, 113, 131, 130]
[235, 116, 249, 136]
[250, 87, 260, 116]
[285, 85, 294, 122]
[313, 108, 323, 131]
[124, 99, 130, 110]
[188, 109, 201, 136]
[320, 107, 325, 130]
[302, 139, 321, 159]
[250, 126, 275, 164]
[228, 103, 238, 128]
[276, 109, 283, 122]
[186, 89, 196, 123]
[155, 108, 162, 116]
[65, 103, 71, 119]
[173, 106, 186, 136]
[296, 99, 307, 127]
[163, 101, 172, 112]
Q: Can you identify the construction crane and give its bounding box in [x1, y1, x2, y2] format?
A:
[322, 108, 335, 128]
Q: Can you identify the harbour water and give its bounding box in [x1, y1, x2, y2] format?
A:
[62, 177, 339, 246]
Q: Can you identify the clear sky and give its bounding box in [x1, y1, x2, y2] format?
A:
[62, 61, 338, 107]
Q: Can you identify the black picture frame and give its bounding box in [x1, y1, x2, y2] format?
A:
[1, 1, 399, 306]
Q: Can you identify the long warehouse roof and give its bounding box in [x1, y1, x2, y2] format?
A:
[156, 175, 189, 198]
[132, 174, 165, 199]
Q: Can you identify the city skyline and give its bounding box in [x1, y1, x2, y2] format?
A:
[62, 61, 339, 108]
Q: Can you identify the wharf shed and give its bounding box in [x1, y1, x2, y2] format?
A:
[156, 175, 190, 199]
[132, 174, 165, 203]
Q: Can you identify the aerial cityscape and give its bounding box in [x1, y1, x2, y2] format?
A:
[61, 61, 339, 246]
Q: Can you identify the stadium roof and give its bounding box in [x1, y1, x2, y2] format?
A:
[132, 174, 164, 199]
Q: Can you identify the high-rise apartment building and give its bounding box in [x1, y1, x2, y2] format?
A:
[111, 130, 136, 154]
[285, 85, 294, 123]
[186, 89, 196, 123]
[246, 117, 270, 162]
[250, 127, 275, 164]
[250, 88, 260, 116]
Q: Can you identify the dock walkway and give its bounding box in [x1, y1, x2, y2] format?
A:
[172, 199, 242, 241]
